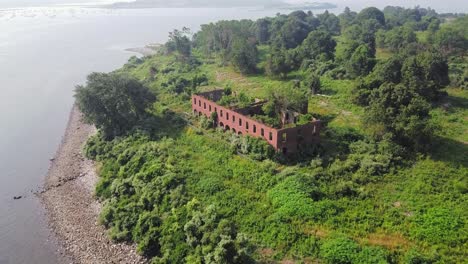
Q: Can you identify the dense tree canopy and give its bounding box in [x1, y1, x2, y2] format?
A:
[254, 18, 271, 44]
[347, 44, 376, 77]
[303, 69, 321, 95]
[366, 83, 433, 150]
[75, 73, 155, 139]
[166, 27, 192, 60]
[317, 10, 341, 35]
[357, 7, 386, 26]
[299, 29, 337, 62]
[339, 7, 357, 31]
[402, 51, 449, 100]
[272, 11, 315, 49]
[433, 22, 468, 55]
[383, 6, 438, 29]
[265, 47, 294, 78]
[193, 19, 255, 63]
[231, 37, 258, 74]
[376, 25, 417, 51]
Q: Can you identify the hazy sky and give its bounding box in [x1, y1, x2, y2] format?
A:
[0, 0, 466, 13]
[0, 0, 126, 8]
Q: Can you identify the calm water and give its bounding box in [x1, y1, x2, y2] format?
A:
[0, 1, 466, 263]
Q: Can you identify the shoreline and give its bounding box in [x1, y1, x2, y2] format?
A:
[40, 104, 146, 264]
[125, 44, 162, 57]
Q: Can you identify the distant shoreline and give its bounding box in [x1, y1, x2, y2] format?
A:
[125, 43, 162, 57]
[40, 104, 146, 264]
[105, 1, 337, 10]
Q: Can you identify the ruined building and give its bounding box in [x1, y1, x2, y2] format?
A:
[192, 89, 321, 154]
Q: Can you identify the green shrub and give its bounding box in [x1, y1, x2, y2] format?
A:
[320, 235, 360, 264]
[411, 207, 465, 245]
[354, 246, 389, 264]
[403, 249, 436, 264]
[267, 175, 317, 219]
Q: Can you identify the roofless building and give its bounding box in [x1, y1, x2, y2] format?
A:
[192, 89, 321, 154]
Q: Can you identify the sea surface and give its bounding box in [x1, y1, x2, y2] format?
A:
[0, 1, 466, 263]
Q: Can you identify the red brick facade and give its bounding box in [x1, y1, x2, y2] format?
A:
[192, 91, 321, 154]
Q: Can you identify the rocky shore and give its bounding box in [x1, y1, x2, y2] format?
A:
[40, 105, 147, 264]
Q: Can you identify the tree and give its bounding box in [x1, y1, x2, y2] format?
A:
[378, 26, 417, 51]
[272, 11, 313, 49]
[401, 52, 449, 101]
[433, 26, 467, 56]
[193, 20, 256, 64]
[255, 18, 271, 44]
[299, 29, 336, 62]
[347, 44, 376, 78]
[337, 21, 378, 63]
[231, 38, 258, 74]
[427, 18, 440, 32]
[166, 27, 192, 60]
[262, 86, 308, 124]
[335, 36, 360, 63]
[303, 70, 321, 95]
[352, 56, 403, 105]
[366, 83, 433, 151]
[75, 73, 156, 139]
[418, 51, 450, 88]
[357, 7, 385, 26]
[317, 10, 341, 35]
[265, 47, 294, 78]
[371, 57, 403, 84]
[339, 7, 357, 31]
[359, 19, 380, 55]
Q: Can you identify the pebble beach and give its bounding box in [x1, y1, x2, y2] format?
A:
[40, 105, 147, 264]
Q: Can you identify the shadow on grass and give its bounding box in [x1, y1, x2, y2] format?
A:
[318, 86, 339, 96]
[430, 136, 468, 168]
[436, 93, 468, 114]
[135, 110, 188, 141]
[280, 125, 365, 165]
[313, 113, 338, 126]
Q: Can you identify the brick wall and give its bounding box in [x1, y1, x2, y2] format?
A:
[192, 94, 320, 154]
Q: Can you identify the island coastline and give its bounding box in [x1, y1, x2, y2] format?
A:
[40, 104, 147, 264]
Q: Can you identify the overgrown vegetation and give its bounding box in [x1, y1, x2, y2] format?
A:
[76, 6, 467, 264]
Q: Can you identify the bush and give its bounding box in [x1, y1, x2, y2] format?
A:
[354, 246, 389, 264]
[411, 207, 465, 245]
[267, 175, 316, 219]
[237, 136, 275, 160]
[403, 249, 436, 264]
[320, 235, 360, 264]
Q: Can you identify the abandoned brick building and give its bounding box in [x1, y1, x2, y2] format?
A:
[192, 89, 321, 154]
